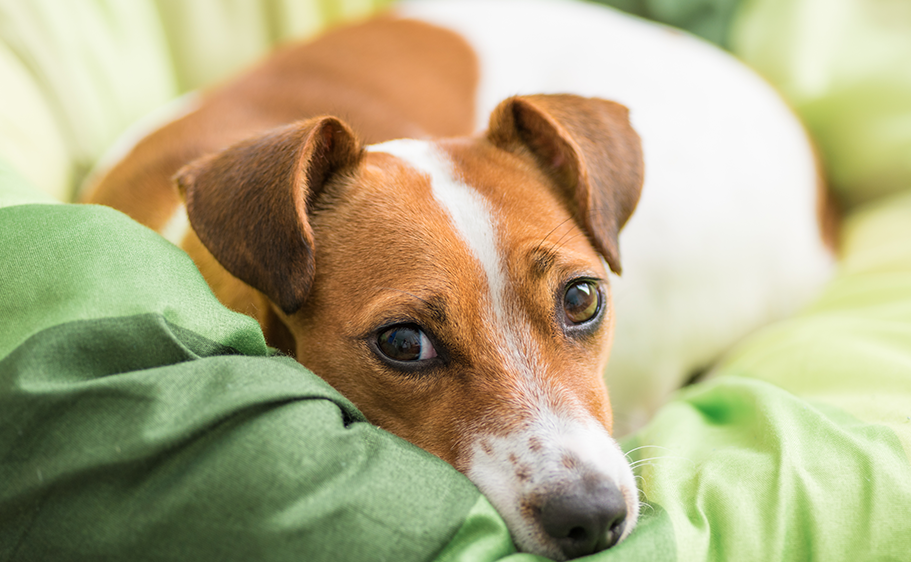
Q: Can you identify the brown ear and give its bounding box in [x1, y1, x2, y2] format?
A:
[487, 94, 643, 274]
[175, 117, 362, 314]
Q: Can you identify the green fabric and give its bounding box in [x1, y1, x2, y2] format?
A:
[719, 192, 911, 458]
[433, 497, 523, 562]
[730, 0, 911, 207]
[587, 0, 744, 46]
[0, 202, 481, 561]
[0, 204, 263, 360]
[626, 378, 911, 560]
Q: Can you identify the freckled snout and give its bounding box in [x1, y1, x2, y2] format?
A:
[540, 477, 628, 559]
[469, 416, 638, 560]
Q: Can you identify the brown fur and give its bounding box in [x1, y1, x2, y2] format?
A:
[487, 95, 643, 274]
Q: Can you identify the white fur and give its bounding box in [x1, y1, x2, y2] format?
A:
[398, 0, 835, 436]
[368, 139, 509, 326]
[367, 139, 539, 375]
[160, 204, 190, 247]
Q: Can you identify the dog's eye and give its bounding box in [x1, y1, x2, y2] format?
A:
[376, 324, 438, 363]
[563, 280, 601, 324]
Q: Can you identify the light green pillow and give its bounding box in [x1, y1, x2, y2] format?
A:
[0, 0, 391, 202]
[731, 0, 911, 206]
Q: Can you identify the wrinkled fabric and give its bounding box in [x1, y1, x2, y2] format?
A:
[0, 203, 481, 561]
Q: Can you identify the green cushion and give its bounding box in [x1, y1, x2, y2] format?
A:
[0, 0, 392, 202]
[0, 199, 495, 561]
[730, 0, 911, 206]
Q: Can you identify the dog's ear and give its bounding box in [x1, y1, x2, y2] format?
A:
[487, 94, 643, 274]
[175, 117, 362, 314]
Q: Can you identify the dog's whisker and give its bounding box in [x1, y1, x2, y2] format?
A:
[629, 454, 694, 469]
[636, 483, 652, 505]
[629, 455, 675, 466]
[553, 231, 585, 252]
[549, 218, 578, 248]
[624, 444, 670, 458]
[533, 216, 574, 255]
[378, 286, 433, 308]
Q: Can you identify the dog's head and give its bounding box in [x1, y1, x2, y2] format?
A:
[176, 94, 643, 560]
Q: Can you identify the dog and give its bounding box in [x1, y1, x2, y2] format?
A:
[84, 0, 835, 559]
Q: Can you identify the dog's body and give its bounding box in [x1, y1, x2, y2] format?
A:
[401, 0, 837, 435]
[85, 1, 834, 559]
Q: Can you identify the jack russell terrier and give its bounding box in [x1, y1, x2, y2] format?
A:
[84, 0, 835, 559]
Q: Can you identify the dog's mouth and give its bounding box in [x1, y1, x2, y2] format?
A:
[465, 417, 639, 560]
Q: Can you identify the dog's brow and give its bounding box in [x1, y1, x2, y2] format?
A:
[529, 247, 558, 278]
[532, 217, 574, 255]
[425, 297, 448, 325]
[379, 287, 448, 325]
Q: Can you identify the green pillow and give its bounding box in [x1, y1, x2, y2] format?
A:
[0, 0, 393, 202]
[0, 196, 507, 561]
[730, 0, 911, 206]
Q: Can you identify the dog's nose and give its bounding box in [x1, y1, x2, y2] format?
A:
[540, 478, 628, 559]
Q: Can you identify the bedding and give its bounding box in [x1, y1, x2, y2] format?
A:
[1, 0, 910, 560]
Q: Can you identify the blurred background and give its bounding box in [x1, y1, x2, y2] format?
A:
[0, 0, 908, 208]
